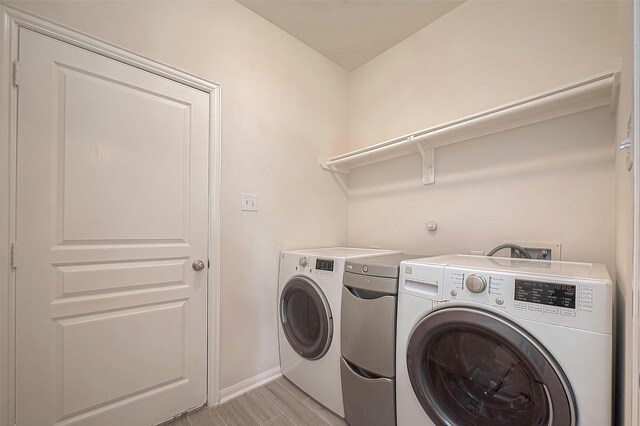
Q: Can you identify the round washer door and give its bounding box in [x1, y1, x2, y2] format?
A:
[406, 307, 575, 426]
[280, 276, 333, 360]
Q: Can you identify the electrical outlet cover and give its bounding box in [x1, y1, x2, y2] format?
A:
[241, 193, 258, 212]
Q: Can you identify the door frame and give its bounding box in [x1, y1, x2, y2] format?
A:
[633, 1, 640, 425]
[0, 6, 222, 425]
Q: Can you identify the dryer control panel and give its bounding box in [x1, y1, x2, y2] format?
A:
[279, 253, 345, 281]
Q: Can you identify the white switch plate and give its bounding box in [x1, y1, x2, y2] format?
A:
[241, 193, 258, 212]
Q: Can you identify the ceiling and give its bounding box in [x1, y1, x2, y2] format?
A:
[238, 0, 465, 71]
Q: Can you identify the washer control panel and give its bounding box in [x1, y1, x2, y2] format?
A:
[443, 266, 611, 333]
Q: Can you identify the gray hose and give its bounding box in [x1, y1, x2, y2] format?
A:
[486, 243, 532, 259]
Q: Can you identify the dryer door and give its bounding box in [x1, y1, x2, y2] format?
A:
[406, 307, 575, 426]
[280, 277, 333, 360]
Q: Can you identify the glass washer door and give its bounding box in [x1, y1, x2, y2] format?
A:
[406, 307, 575, 426]
[280, 276, 333, 360]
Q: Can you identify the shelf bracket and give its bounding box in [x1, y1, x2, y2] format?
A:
[318, 157, 350, 175]
[411, 136, 434, 185]
[610, 57, 621, 114]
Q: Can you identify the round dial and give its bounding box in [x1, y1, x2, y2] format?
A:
[298, 257, 308, 267]
[465, 274, 487, 293]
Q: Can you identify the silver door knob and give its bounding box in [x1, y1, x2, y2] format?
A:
[192, 259, 205, 271]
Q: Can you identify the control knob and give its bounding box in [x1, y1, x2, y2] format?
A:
[465, 274, 487, 293]
[299, 257, 308, 267]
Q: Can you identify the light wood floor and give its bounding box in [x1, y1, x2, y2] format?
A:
[163, 376, 347, 426]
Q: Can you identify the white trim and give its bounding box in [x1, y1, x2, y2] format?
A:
[632, 1, 640, 424]
[207, 76, 223, 406]
[218, 367, 282, 404]
[0, 7, 18, 426]
[0, 5, 222, 425]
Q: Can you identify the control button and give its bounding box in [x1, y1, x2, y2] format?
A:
[579, 302, 593, 307]
[579, 289, 593, 295]
[465, 274, 487, 293]
[528, 305, 542, 312]
[579, 307, 593, 312]
[362, 265, 368, 273]
[580, 293, 593, 299]
[560, 310, 576, 317]
[514, 302, 526, 309]
[450, 290, 458, 297]
[298, 257, 308, 267]
[580, 285, 593, 290]
[346, 265, 352, 270]
[544, 307, 559, 314]
[495, 297, 504, 305]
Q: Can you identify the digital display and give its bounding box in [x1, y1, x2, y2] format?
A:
[514, 280, 575, 309]
[316, 258, 334, 272]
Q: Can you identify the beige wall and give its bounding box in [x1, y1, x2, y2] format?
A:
[613, 0, 635, 424]
[5, 0, 350, 392]
[347, 0, 619, 268]
[348, 106, 616, 268]
[347, 0, 630, 422]
[347, 0, 619, 152]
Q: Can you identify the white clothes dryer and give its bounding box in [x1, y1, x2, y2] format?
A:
[278, 247, 400, 417]
[396, 255, 613, 426]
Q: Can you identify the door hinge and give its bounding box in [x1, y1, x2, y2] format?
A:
[13, 60, 20, 87]
[11, 243, 18, 268]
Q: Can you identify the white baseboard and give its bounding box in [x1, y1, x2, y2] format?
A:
[216, 366, 282, 404]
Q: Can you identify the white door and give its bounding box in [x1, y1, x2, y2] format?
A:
[15, 28, 209, 426]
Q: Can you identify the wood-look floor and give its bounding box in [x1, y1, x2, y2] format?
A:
[163, 377, 347, 426]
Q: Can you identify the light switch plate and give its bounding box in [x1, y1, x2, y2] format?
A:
[241, 193, 258, 211]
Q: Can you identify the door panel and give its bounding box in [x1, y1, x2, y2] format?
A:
[59, 301, 186, 417]
[16, 28, 209, 426]
[60, 65, 189, 242]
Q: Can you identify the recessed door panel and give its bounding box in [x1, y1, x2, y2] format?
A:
[58, 301, 186, 418]
[56, 259, 188, 297]
[60, 65, 189, 242]
[16, 28, 210, 426]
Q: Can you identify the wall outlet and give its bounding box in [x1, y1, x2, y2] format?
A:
[505, 241, 561, 261]
[241, 193, 258, 212]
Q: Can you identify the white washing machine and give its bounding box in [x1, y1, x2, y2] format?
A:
[278, 247, 401, 416]
[396, 255, 613, 426]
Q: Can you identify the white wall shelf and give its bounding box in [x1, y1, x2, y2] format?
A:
[319, 69, 621, 185]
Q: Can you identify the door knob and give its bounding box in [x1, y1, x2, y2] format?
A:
[192, 259, 205, 271]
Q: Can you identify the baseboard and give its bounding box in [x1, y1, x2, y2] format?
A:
[217, 366, 282, 404]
